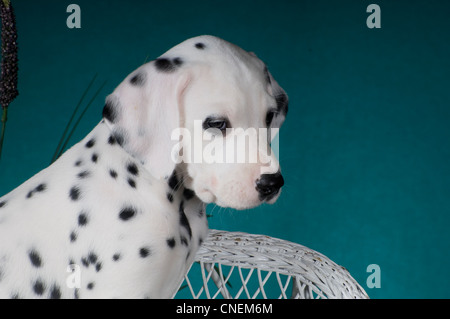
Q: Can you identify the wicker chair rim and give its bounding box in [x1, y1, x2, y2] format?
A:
[192, 229, 369, 299]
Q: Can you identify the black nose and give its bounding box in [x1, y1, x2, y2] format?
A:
[255, 172, 284, 201]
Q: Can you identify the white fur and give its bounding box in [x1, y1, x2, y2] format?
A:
[0, 35, 287, 298]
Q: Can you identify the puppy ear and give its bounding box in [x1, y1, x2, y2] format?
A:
[265, 67, 288, 129]
[103, 59, 191, 179]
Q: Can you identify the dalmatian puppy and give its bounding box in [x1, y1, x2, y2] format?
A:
[0, 35, 288, 299]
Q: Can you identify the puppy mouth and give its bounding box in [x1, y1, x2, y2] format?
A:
[196, 188, 216, 203]
[195, 186, 259, 210]
[192, 177, 278, 209]
[261, 189, 281, 204]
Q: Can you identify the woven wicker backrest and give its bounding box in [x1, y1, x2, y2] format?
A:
[176, 230, 368, 299]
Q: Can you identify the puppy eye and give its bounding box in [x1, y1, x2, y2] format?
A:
[202, 117, 230, 132]
[265, 110, 276, 127]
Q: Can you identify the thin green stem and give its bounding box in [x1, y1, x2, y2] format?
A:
[55, 80, 107, 161]
[51, 74, 98, 163]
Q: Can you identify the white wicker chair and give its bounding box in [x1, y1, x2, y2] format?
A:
[176, 229, 369, 299]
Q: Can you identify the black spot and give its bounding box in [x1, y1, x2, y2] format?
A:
[35, 184, 46, 192]
[180, 236, 188, 246]
[87, 282, 95, 290]
[166, 192, 173, 203]
[75, 160, 83, 167]
[70, 231, 77, 242]
[127, 178, 136, 189]
[109, 169, 118, 179]
[195, 42, 205, 49]
[179, 201, 192, 239]
[183, 188, 195, 200]
[26, 183, 47, 199]
[126, 162, 139, 176]
[78, 212, 88, 226]
[11, 293, 20, 299]
[119, 206, 137, 221]
[129, 72, 146, 86]
[112, 131, 125, 147]
[33, 279, 46, 296]
[85, 138, 95, 148]
[95, 262, 102, 272]
[139, 247, 151, 258]
[74, 289, 80, 299]
[103, 100, 117, 123]
[69, 186, 81, 201]
[77, 170, 91, 179]
[173, 57, 183, 66]
[167, 237, 176, 249]
[168, 170, 180, 190]
[275, 93, 289, 116]
[91, 153, 98, 163]
[0, 200, 6, 208]
[88, 252, 98, 264]
[108, 135, 117, 145]
[28, 249, 42, 268]
[112, 253, 121, 261]
[49, 285, 61, 299]
[154, 57, 178, 73]
[81, 257, 89, 267]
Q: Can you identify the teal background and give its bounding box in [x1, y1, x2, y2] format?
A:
[1, 0, 449, 298]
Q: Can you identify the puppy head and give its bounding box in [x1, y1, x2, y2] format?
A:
[104, 35, 288, 210]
